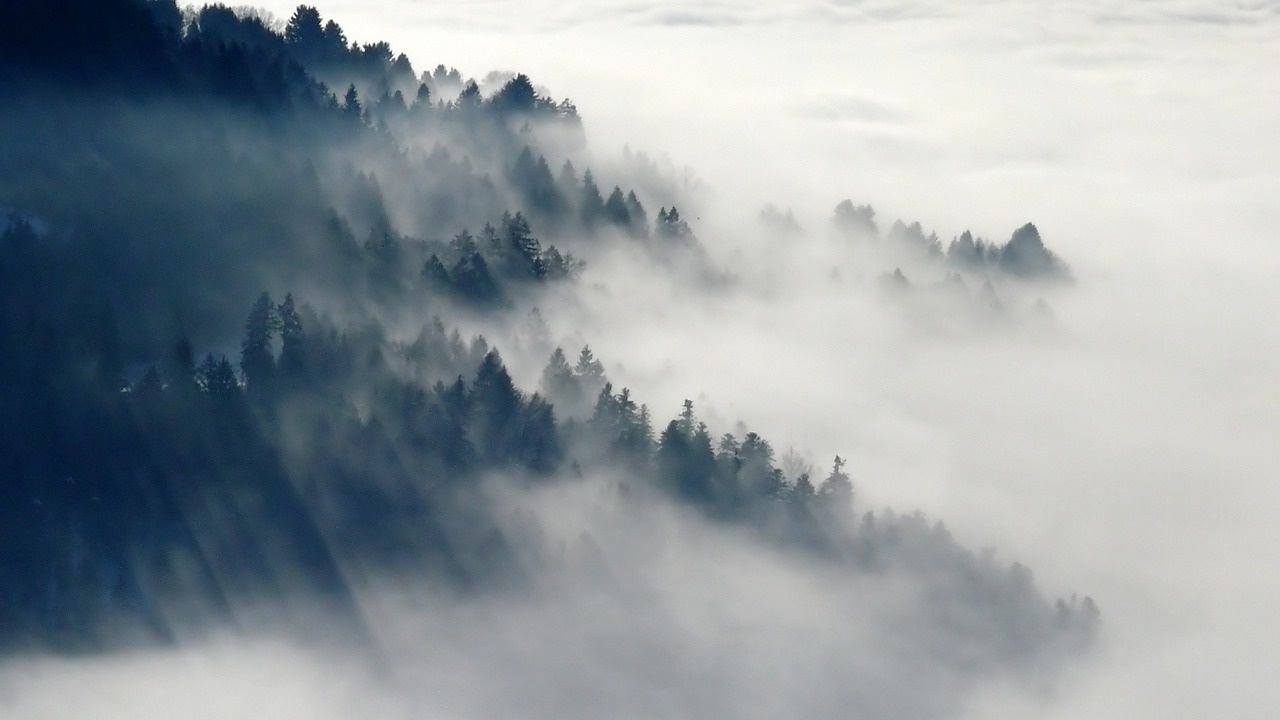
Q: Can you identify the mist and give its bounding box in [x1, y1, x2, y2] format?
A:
[2, 0, 1277, 718]
[247, 0, 1280, 716]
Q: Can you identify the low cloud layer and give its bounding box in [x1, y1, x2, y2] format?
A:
[0, 478, 1087, 719]
[240, 0, 1280, 716]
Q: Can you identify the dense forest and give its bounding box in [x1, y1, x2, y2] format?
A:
[0, 0, 1093, 706]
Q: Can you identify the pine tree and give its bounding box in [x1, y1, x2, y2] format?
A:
[625, 190, 649, 236]
[284, 6, 324, 52]
[656, 206, 692, 241]
[574, 345, 605, 382]
[470, 350, 523, 462]
[818, 455, 854, 509]
[240, 291, 277, 391]
[517, 393, 561, 474]
[539, 347, 579, 409]
[199, 353, 240, 399]
[342, 84, 362, 121]
[603, 186, 631, 227]
[502, 211, 547, 279]
[277, 293, 303, 380]
[580, 170, 605, 226]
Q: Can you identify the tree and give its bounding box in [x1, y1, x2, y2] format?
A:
[198, 353, 240, 399]
[491, 73, 538, 115]
[558, 160, 580, 198]
[414, 82, 431, 107]
[342, 84, 362, 120]
[997, 222, 1068, 280]
[457, 80, 481, 110]
[321, 19, 348, 56]
[657, 405, 716, 508]
[451, 251, 502, 305]
[656, 206, 692, 242]
[818, 455, 854, 509]
[277, 292, 303, 380]
[573, 345, 606, 401]
[791, 473, 816, 503]
[502, 211, 547, 280]
[676, 399, 696, 436]
[580, 170, 604, 226]
[422, 254, 449, 285]
[470, 350, 522, 462]
[737, 431, 781, 502]
[833, 200, 878, 239]
[541, 245, 584, 281]
[539, 347, 579, 410]
[603, 187, 631, 227]
[240, 291, 277, 391]
[625, 190, 649, 236]
[284, 5, 324, 51]
[517, 393, 561, 474]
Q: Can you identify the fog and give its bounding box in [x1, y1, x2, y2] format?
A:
[2, 473, 1086, 720]
[3, 0, 1278, 717]
[253, 0, 1280, 716]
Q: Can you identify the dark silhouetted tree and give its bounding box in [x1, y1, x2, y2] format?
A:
[277, 293, 303, 380]
[240, 292, 278, 391]
[342, 84, 362, 120]
[199, 353, 240, 399]
[625, 190, 649, 236]
[470, 350, 522, 462]
[603, 187, 631, 227]
[502, 211, 547, 280]
[580, 170, 605, 226]
[818, 455, 854, 510]
[656, 206, 692, 242]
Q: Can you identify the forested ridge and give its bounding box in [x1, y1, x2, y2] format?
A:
[0, 0, 1093, 690]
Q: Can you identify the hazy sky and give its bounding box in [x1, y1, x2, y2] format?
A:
[5, 1, 1277, 717]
